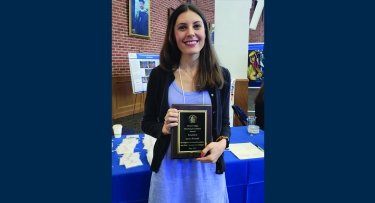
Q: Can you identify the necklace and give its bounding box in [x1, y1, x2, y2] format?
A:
[178, 67, 204, 104]
[179, 68, 194, 85]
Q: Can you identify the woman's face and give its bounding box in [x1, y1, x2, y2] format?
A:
[174, 10, 206, 56]
[250, 55, 255, 62]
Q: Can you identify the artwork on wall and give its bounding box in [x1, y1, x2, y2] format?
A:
[247, 43, 264, 87]
[129, 0, 150, 39]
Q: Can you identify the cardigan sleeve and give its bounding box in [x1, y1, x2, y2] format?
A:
[141, 67, 164, 139]
[219, 67, 231, 139]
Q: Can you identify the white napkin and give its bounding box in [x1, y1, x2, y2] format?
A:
[229, 142, 264, 159]
[143, 134, 156, 166]
[119, 152, 143, 168]
[116, 136, 139, 154]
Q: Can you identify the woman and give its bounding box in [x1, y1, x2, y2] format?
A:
[141, 3, 231, 203]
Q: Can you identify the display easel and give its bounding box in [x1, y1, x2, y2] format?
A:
[127, 53, 159, 123]
[132, 91, 145, 119]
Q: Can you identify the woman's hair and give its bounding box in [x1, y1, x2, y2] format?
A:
[159, 3, 224, 90]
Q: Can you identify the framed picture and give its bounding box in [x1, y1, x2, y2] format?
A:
[247, 43, 264, 87]
[129, 0, 150, 39]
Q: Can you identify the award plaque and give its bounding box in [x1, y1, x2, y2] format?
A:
[171, 104, 212, 159]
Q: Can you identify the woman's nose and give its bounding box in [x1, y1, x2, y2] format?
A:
[187, 26, 195, 36]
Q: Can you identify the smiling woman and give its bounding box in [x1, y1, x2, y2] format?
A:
[174, 10, 206, 56]
[141, 3, 231, 203]
[129, 0, 150, 39]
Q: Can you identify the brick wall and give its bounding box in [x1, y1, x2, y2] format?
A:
[249, 0, 264, 42]
[112, 0, 215, 77]
[112, 0, 264, 77]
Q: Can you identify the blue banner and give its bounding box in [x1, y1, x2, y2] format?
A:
[128, 53, 160, 59]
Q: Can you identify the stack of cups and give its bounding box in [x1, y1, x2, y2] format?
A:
[112, 124, 123, 138]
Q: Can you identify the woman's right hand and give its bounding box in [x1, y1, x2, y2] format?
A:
[162, 108, 179, 135]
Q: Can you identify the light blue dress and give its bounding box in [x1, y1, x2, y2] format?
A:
[148, 81, 229, 203]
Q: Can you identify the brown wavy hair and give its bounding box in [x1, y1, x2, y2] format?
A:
[159, 3, 224, 90]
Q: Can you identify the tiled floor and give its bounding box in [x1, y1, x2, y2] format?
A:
[112, 113, 143, 134]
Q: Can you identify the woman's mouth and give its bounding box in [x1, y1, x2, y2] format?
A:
[184, 40, 199, 46]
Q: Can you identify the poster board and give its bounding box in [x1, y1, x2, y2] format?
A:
[128, 53, 159, 93]
[247, 43, 264, 87]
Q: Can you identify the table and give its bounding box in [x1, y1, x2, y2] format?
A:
[112, 126, 264, 203]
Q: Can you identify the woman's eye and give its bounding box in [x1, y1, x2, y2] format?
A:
[193, 24, 202, 29]
[177, 26, 187, 31]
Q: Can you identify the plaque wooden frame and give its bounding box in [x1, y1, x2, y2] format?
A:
[171, 104, 212, 159]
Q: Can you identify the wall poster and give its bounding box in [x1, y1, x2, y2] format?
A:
[247, 43, 264, 87]
[128, 53, 159, 93]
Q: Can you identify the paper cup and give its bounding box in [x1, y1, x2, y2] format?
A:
[112, 124, 123, 138]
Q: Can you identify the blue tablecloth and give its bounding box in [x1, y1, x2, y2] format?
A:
[112, 126, 264, 203]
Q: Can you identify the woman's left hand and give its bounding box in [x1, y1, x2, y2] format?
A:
[196, 139, 227, 163]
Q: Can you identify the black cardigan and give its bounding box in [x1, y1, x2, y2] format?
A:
[141, 66, 231, 174]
